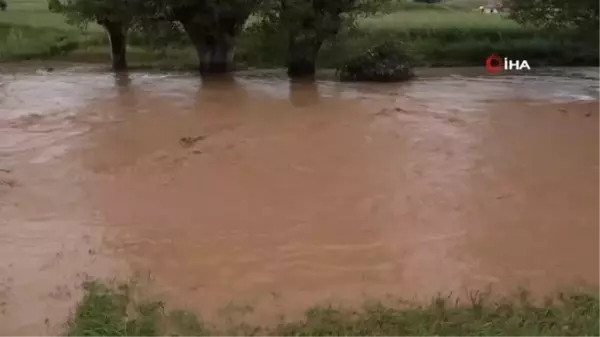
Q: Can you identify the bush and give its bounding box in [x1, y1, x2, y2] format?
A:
[337, 41, 415, 82]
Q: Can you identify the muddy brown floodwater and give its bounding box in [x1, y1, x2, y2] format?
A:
[0, 67, 598, 334]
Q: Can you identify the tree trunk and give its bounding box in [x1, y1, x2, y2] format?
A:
[287, 32, 322, 79]
[104, 22, 127, 71]
[182, 22, 234, 75]
[199, 34, 234, 74]
[181, 21, 205, 68]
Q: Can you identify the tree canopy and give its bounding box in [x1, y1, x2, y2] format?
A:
[47, 0, 381, 76]
[48, 0, 138, 28]
[49, 0, 142, 70]
[254, 0, 380, 77]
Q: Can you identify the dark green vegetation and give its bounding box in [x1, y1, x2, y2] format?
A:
[66, 279, 599, 336]
[509, 0, 599, 38]
[337, 41, 415, 82]
[0, 0, 598, 80]
[0, 23, 77, 60]
[65, 281, 210, 336]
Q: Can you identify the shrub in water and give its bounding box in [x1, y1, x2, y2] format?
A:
[337, 41, 415, 82]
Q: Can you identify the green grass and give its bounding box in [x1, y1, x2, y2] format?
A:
[377, 0, 489, 13]
[66, 279, 600, 336]
[65, 280, 212, 336]
[0, 10, 78, 30]
[361, 11, 520, 30]
[0, 0, 74, 30]
[236, 5, 597, 68]
[0, 23, 84, 60]
[0, 0, 103, 60]
[0, 0, 101, 30]
[2, 0, 55, 11]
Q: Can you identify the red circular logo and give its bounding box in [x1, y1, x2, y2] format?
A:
[485, 55, 503, 73]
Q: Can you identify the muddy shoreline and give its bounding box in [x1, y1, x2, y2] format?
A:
[0, 62, 598, 79]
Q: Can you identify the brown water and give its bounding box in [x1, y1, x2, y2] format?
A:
[0, 67, 598, 334]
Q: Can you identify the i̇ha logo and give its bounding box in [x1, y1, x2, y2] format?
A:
[485, 55, 531, 73]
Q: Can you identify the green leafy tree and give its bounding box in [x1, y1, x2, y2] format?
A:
[48, 0, 140, 70]
[49, 0, 258, 74]
[508, 0, 599, 38]
[130, 16, 189, 55]
[259, 0, 380, 78]
[145, 0, 259, 74]
[0, 0, 7, 11]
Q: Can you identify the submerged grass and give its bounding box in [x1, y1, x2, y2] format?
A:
[65, 279, 600, 336]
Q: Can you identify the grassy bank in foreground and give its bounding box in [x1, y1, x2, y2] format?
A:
[65, 280, 599, 336]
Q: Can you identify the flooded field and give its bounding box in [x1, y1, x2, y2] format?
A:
[0, 67, 598, 334]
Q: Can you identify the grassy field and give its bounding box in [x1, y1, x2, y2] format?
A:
[0, 0, 597, 68]
[361, 12, 521, 30]
[65, 279, 599, 336]
[0, 0, 104, 30]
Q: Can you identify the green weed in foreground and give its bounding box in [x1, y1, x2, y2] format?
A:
[65, 280, 211, 336]
[65, 280, 600, 336]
